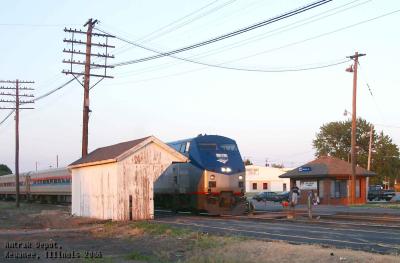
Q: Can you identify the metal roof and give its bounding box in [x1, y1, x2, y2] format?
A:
[69, 136, 151, 167]
[279, 156, 376, 179]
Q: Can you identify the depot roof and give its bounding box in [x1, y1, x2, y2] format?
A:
[279, 156, 376, 179]
[69, 136, 187, 168]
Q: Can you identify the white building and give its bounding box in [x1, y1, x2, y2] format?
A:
[69, 136, 187, 221]
[245, 165, 292, 193]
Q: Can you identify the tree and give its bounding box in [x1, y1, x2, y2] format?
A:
[0, 164, 12, 176]
[271, 163, 284, 168]
[313, 118, 400, 186]
[243, 159, 253, 166]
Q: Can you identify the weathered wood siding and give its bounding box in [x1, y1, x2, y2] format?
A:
[72, 141, 184, 221]
[116, 142, 179, 220]
[71, 163, 118, 219]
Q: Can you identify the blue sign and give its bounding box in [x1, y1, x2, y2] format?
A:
[298, 166, 312, 172]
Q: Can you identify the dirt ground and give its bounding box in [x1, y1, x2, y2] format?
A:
[0, 201, 399, 262]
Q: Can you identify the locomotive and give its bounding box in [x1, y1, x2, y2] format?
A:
[154, 134, 250, 214]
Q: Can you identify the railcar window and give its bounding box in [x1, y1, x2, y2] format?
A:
[198, 143, 217, 150]
[220, 144, 237, 151]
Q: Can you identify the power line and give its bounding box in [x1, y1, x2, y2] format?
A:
[231, 8, 400, 62]
[0, 23, 80, 27]
[111, 0, 369, 78]
[136, 0, 237, 43]
[104, 28, 351, 73]
[109, 6, 400, 74]
[110, 0, 333, 67]
[0, 78, 75, 127]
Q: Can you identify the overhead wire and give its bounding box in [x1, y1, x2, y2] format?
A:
[108, 0, 372, 78]
[111, 0, 333, 67]
[104, 4, 400, 74]
[111, 0, 370, 78]
[218, 8, 400, 63]
[102, 28, 351, 73]
[137, 0, 238, 43]
[0, 78, 75, 127]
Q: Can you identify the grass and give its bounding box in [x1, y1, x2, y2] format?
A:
[130, 221, 192, 237]
[124, 251, 153, 261]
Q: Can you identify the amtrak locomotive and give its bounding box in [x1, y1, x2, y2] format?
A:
[154, 134, 250, 214]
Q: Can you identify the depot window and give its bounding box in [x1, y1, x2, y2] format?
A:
[209, 181, 216, 188]
[263, 183, 268, 190]
[330, 180, 347, 198]
[252, 183, 257, 190]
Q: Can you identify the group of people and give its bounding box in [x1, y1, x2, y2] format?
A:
[289, 185, 320, 207]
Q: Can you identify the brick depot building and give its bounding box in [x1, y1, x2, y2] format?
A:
[279, 156, 375, 205]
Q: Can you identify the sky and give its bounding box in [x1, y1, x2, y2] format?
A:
[0, 0, 399, 172]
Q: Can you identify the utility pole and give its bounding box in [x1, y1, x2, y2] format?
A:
[0, 80, 35, 208]
[62, 18, 115, 157]
[346, 52, 366, 205]
[366, 124, 373, 202]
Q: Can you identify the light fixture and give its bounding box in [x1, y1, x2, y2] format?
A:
[210, 174, 215, 180]
[238, 175, 243, 180]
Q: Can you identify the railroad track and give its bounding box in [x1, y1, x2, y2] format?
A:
[155, 209, 400, 229]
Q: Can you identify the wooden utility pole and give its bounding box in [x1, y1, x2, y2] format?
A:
[62, 18, 115, 157]
[0, 80, 35, 208]
[366, 124, 373, 202]
[347, 52, 366, 204]
[81, 19, 95, 158]
[367, 124, 374, 171]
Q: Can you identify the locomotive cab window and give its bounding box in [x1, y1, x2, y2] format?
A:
[198, 143, 217, 151]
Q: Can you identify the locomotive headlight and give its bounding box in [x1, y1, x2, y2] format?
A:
[238, 175, 243, 180]
[221, 167, 226, 172]
[226, 167, 232, 173]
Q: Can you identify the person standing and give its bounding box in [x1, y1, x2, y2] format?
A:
[290, 185, 300, 207]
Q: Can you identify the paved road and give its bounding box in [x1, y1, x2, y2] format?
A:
[155, 214, 400, 255]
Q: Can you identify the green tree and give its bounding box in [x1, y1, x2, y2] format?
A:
[243, 159, 253, 166]
[271, 163, 284, 168]
[313, 118, 400, 185]
[0, 164, 12, 176]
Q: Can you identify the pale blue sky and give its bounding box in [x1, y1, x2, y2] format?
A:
[0, 0, 399, 171]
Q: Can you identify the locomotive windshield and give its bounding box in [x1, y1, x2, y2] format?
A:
[198, 143, 237, 152]
[198, 143, 217, 151]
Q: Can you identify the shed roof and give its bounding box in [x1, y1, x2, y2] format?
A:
[279, 156, 376, 179]
[69, 136, 187, 168]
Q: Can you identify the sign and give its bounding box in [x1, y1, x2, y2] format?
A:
[298, 166, 312, 172]
[300, 181, 317, 190]
[216, 153, 228, 164]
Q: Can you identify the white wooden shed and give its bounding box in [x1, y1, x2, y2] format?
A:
[69, 136, 187, 221]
